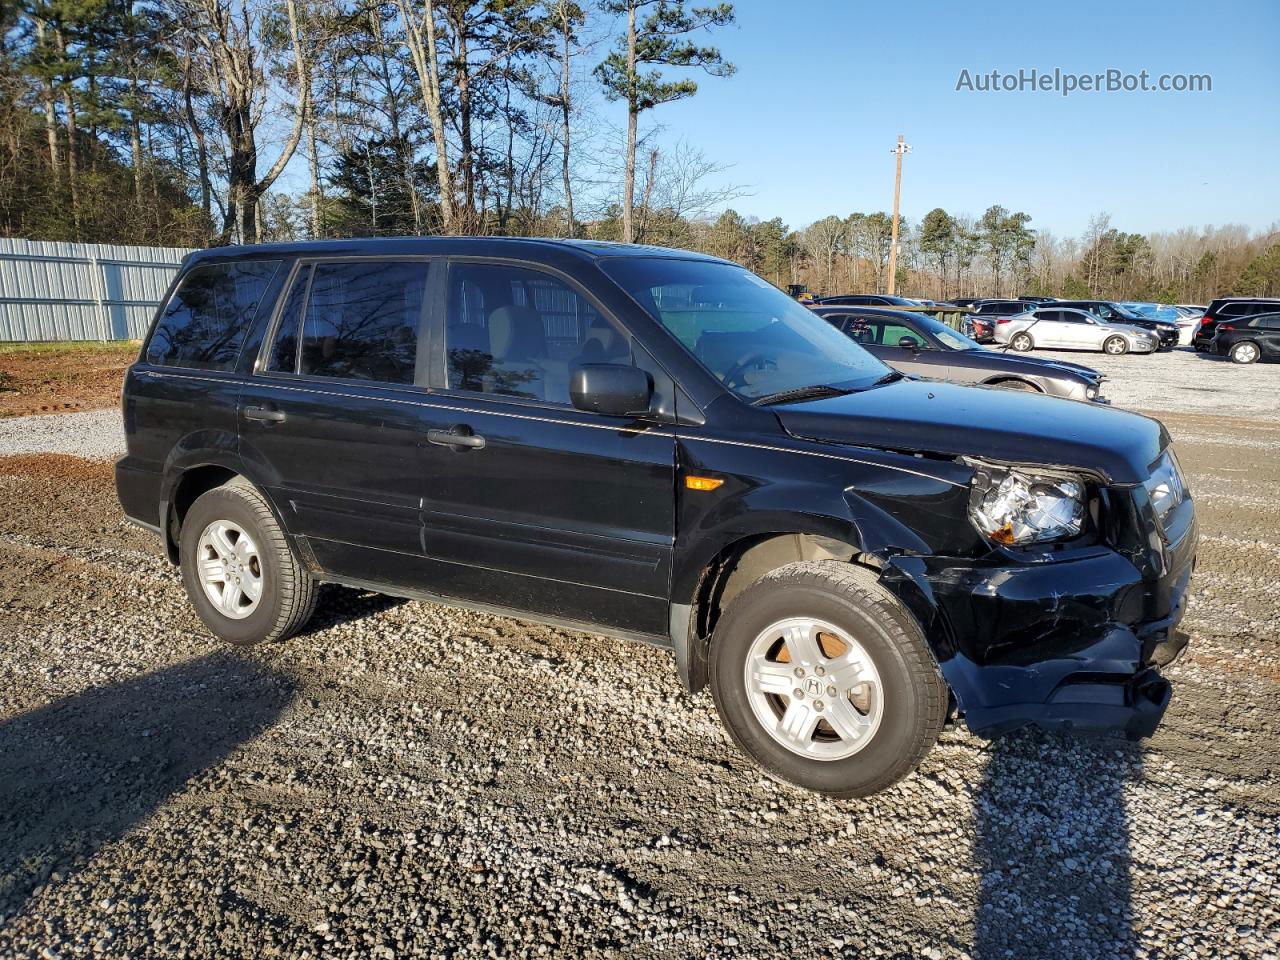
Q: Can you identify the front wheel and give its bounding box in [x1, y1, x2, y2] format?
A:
[1009, 332, 1034, 352]
[179, 477, 318, 645]
[709, 561, 946, 797]
[1103, 335, 1129, 355]
[1230, 341, 1260, 364]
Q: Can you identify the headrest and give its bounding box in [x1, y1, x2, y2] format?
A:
[488, 305, 544, 359]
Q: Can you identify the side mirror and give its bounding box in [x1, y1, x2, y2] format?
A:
[898, 336, 921, 352]
[570, 363, 654, 417]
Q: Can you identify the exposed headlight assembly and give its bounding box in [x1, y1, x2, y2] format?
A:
[967, 464, 1087, 545]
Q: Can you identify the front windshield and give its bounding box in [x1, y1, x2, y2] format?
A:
[600, 258, 890, 399]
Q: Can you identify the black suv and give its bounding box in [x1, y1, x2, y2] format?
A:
[1210, 311, 1280, 364]
[1053, 300, 1180, 349]
[1193, 297, 1280, 351]
[117, 238, 1197, 797]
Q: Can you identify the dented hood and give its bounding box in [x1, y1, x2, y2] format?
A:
[775, 379, 1167, 484]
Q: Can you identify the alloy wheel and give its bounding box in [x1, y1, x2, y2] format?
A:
[196, 520, 264, 620]
[1232, 343, 1259, 364]
[742, 617, 884, 761]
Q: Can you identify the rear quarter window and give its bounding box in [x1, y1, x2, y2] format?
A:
[146, 260, 280, 371]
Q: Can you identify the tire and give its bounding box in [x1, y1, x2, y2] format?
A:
[1009, 332, 1034, 352]
[179, 477, 318, 646]
[1230, 341, 1260, 365]
[1103, 336, 1129, 355]
[709, 561, 946, 797]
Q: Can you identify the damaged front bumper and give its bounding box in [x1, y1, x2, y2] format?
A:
[889, 516, 1196, 740]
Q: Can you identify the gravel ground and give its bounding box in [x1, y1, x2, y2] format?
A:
[0, 352, 1277, 959]
[0, 408, 124, 460]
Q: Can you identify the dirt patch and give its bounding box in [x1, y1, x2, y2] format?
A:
[0, 343, 137, 418]
[0, 453, 115, 482]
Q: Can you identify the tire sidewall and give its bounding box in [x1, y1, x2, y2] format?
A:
[179, 486, 286, 645]
[710, 578, 930, 795]
[1104, 336, 1128, 355]
[1011, 333, 1033, 352]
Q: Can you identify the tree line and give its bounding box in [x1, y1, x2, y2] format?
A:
[0, 0, 1275, 304]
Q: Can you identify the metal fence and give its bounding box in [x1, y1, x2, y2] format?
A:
[0, 238, 195, 342]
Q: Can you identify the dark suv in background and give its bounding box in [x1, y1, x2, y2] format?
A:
[1210, 311, 1280, 363]
[117, 238, 1197, 797]
[1193, 298, 1280, 351]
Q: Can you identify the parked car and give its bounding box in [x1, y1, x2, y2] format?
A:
[1193, 298, 1280, 351]
[949, 297, 982, 308]
[815, 293, 921, 307]
[993, 307, 1159, 354]
[117, 237, 1196, 797]
[1017, 295, 1058, 303]
[1210, 311, 1280, 363]
[1053, 300, 1180, 349]
[971, 299, 1037, 316]
[810, 305, 1106, 401]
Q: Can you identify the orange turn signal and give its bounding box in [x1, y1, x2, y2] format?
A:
[685, 475, 724, 492]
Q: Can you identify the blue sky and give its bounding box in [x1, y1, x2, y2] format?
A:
[642, 0, 1280, 236]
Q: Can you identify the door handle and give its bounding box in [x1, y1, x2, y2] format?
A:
[426, 428, 485, 450]
[243, 405, 286, 423]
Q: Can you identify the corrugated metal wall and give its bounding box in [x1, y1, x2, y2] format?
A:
[0, 238, 196, 341]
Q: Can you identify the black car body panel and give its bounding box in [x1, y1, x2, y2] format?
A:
[811, 306, 1105, 400]
[117, 236, 1197, 741]
[773, 380, 1165, 483]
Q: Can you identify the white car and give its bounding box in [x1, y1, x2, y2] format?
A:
[993, 307, 1159, 355]
[1175, 305, 1206, 345]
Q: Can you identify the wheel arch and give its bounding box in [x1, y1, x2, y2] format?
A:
[980, 375, 1042, 392]
[159, 450, 290, 566]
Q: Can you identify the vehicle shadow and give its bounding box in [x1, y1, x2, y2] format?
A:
[295, 584, 408, 637]
[0, 653, 295, 919]
[972, 730, 1142, 959]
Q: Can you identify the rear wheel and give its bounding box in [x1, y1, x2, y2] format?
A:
[1103, 335, 1129, 355]
[179, 477, 318, 645]
[709, 561, 946, 797]
[1230, 341, 1260, 364]
[1009, 332, 1034, 352]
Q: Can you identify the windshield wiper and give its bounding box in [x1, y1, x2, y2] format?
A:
[751, 384, 851, 406]
[870, 370, 904, 386]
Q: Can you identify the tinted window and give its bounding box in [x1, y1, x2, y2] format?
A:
[146, 261, 279, 370]
[1253, 315, 1280, 329]
[266, 265, 311, 373]
[1219, 303, 1248, 316]
[445, 261, 627, 405]
[293, 261, 428, 384]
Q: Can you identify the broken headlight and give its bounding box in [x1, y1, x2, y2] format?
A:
[968, 466, 1086, 546]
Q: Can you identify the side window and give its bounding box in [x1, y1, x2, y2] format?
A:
[1220, 303, 1246, 317]
[146, 260, 279, 370]
[266, 265, 311, 373]
[1254, 315, 1280, 329]
[295, 260, 429, 385]
[844, 317, 880, 345]
[445, 261, 629, 405]
[879, 323, 921, 346]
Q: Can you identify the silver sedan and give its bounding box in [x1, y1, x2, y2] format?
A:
[993, 307, 1159, 355]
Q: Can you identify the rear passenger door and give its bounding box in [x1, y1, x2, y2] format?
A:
[238, 257, 436, 576]
[412, 258, 677, 637]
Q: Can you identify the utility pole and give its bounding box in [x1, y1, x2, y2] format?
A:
[887, 134, 911, 294]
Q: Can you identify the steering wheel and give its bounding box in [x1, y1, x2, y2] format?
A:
[723, 353, 778, 390]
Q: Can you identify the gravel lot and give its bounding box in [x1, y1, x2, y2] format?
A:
[1, 347, 1277, 959]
